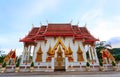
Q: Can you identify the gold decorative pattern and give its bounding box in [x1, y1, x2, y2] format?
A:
[68, 45, 73, 55]
[77, 44, 84, 61]
[46, 56, 52, 62]
[57, 46, 63, 57]
[52, 37, 68, 56]
[47, 45, 54, 57]
[68, 56, 74, 62]
[35, 45, 43, 62]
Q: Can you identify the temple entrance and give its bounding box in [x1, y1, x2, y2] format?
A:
[54, 46, 65, 71]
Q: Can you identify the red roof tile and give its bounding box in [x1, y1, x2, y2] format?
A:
[20, 27, 39, 42]
[20, 23, 98, 43]
[44, 24, 74, 36]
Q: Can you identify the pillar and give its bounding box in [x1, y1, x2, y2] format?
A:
[88, 45, 92, 60]
[51, 57, 54, 69]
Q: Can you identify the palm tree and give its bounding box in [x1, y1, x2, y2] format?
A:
[95, 41, 111, 60]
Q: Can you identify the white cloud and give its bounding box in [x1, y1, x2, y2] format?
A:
[0, 0, 60, 56]
[18, 0, 59, 19]
[91, 16, 120, 41]
[80, 9, 103, 23]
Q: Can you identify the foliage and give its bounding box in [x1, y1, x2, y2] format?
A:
[99, 59, 103, 66]
[86, 51, 89, 59]
[108, 48, 120, 62]
[112, 61, 116, 66]
[86, 62, 90, 67]
[8, 60, 11, 65]
[95, 41, 111, 60]
[16, 58, 20, 67]
[30, 62, 34, 67]
[114, 54, 120, 61]
[0, 55, 6, 63]
[2, 62, 6, 67]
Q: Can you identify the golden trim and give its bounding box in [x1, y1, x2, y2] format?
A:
[52, 37, 67, 51]
[68, 44, 73, 55]
[36, 45, 43, 62]
[77, 44, 84, 61]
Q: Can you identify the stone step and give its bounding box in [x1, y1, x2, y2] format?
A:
[54, 66, 65, 71]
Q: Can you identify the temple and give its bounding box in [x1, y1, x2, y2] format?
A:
[19, 23, 99, 71]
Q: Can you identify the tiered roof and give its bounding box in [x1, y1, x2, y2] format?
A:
[20, 23, 98, 43]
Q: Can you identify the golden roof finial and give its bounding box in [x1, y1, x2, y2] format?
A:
[40, 22, 42, 26]
[46, 20, 48, 24]
[77, 21, 79, 25]
[32, 24, 34, 28]
[84, 23, 87, 27]
[70, 19, 73, 24]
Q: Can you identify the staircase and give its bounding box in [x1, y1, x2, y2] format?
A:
[54, 66, 65, 71]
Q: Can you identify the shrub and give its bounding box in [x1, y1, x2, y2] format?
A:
[99, 59, 103, 66]
[112, 61, 116, 66]
[86, 62, 90, 67]
[16, 62, 20, 67]
[16, 58, 20, 67]
[30, 62, 34, 67]
[2, 62, 6, 67]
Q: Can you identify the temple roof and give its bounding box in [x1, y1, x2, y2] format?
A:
[20, 23, 98, 43]
[44, 24, 74, 36]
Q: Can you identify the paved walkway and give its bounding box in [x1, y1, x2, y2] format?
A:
[0, 71, 120, 77]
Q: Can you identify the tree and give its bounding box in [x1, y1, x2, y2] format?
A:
[0, 55, 6, 64]
[95, 41, 111, 60]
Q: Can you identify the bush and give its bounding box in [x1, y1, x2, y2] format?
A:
[16, 62, 20, 67]
[86, 62, 90, 67]
[30, 62, 34, 67]
[16, 58, 20, 67]
[99, 59, 103, 66]
[2, 62, 6, 67]
[112, 61, 116, 66]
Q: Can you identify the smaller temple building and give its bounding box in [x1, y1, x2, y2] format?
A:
[19, 23, 99, 70]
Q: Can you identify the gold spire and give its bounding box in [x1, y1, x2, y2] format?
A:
[68, 44, 73, 55]
[77, 44, 82, 54]
[77, 44, 84, 61]
[37, 45, 43, 54]
[57, 46, 62, 54]
[47, 45, 54, 56]
[36, 45, 43, 62]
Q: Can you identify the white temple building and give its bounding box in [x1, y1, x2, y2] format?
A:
[20, 23, 99, 71]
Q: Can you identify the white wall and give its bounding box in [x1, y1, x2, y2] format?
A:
[33, 37, 87, 63]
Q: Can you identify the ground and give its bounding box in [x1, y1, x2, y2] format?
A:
[0, 71, 120, 77]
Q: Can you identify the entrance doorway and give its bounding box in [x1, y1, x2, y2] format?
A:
[54, 46, 65, 71]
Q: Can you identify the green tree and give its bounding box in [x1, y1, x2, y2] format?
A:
[0, 55, 6, 64]
[95, 41, 111, 61]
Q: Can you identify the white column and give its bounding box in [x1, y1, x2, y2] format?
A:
[27, 45, 31, 62]
[88, 45, 92, 60]
[20, 46, 28, 65]
[20, 51, 24, 65]
[51, 57, 54, 69]
[33, 42, 40, 63]
[42, 42, 46, 62]
[93, 47, 99, 64]
[91, 46, 95, 60]
[65, 57, 68, 69]
[79, 42, 87, 62]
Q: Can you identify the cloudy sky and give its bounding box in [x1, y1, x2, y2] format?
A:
[0, 0, 120, 55]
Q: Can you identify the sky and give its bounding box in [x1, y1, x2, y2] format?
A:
[0, 0, 120, 55]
